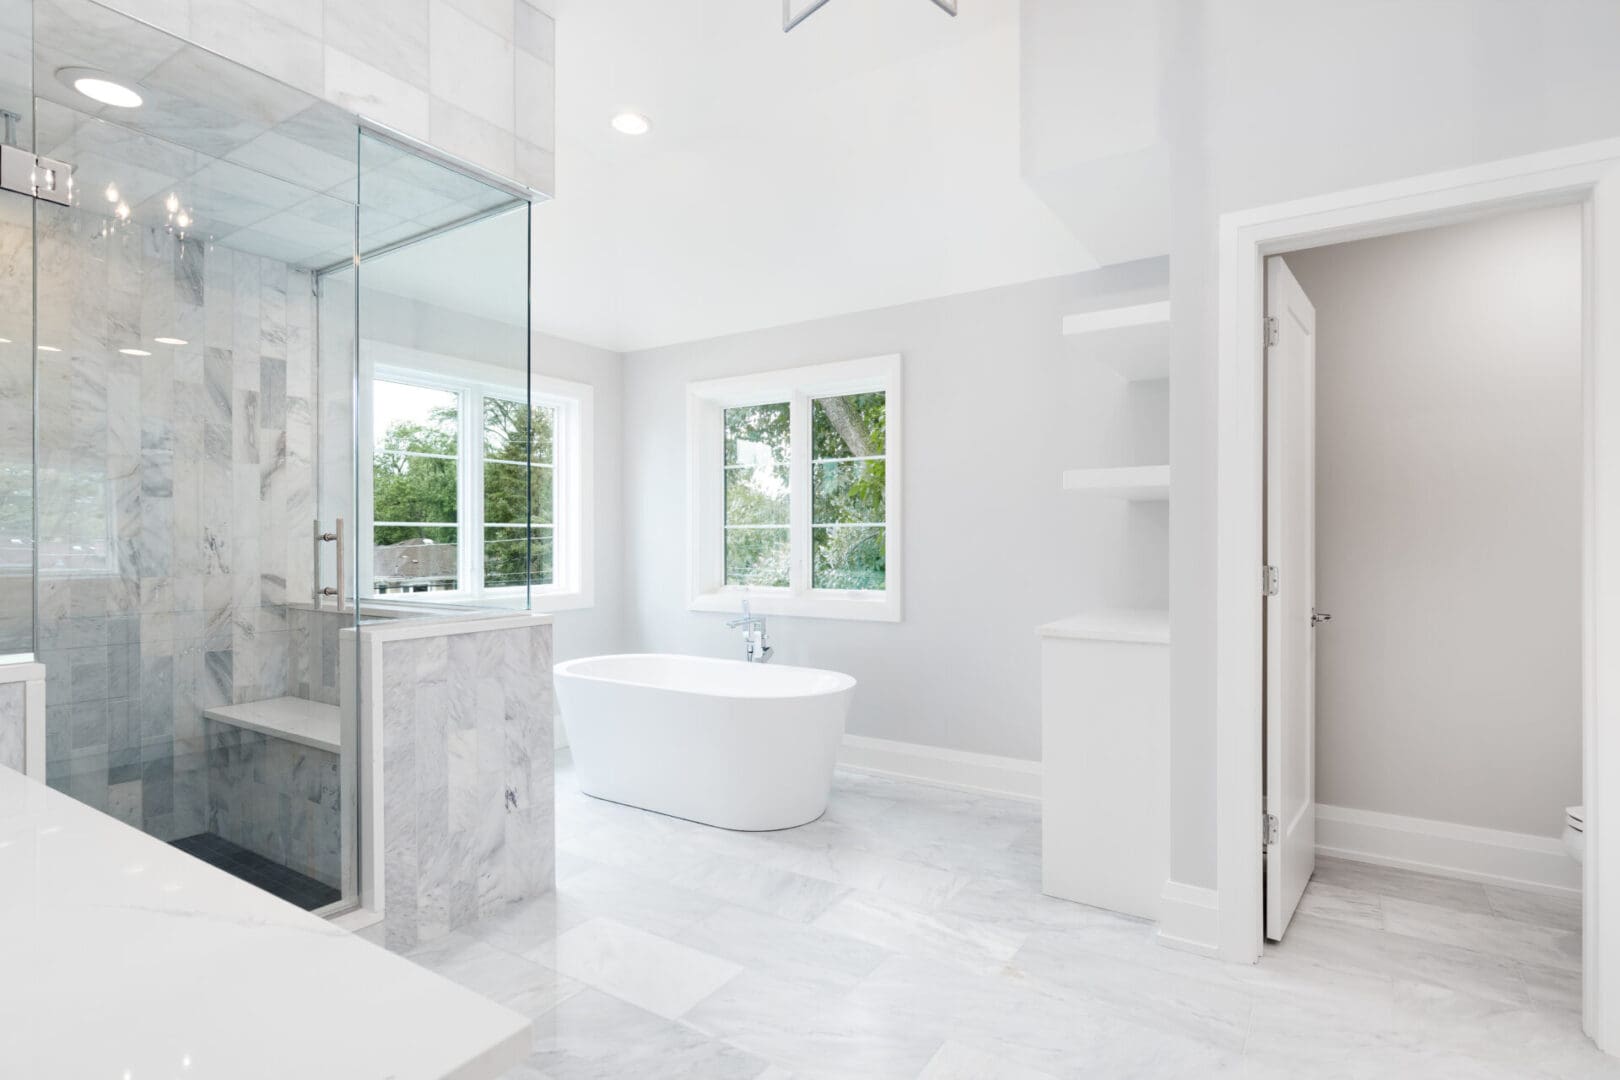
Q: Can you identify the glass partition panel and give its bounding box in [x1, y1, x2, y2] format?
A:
[29, 0, 361, 914]
[0, 1, 29, 660]
[354, 129, 533, 614]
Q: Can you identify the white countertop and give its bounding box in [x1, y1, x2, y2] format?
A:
[1037, 608, 1171, 645]
[0, 765, 532, 1080]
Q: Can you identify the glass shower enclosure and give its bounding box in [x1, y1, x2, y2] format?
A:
[0, 0, 538, 915]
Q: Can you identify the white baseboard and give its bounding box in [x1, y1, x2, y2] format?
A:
[1316, 803, 1579, 898]
[1157, 880, 1220, 956]
[837, 734, 1041, 802]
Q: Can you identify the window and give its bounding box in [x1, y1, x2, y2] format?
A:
[363, 348, 593, 610]
[688, 354, 901, 622]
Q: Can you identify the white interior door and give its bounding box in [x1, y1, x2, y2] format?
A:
[1264, 254, 1318, 942]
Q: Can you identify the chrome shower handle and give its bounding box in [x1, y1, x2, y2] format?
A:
[314, 517, 347, 612]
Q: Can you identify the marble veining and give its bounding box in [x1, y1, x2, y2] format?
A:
[30, 205, 317, 851]
[0, 682, 23, 772]
[377, 618, 555, 950]
[392, 756, 1620, 1080]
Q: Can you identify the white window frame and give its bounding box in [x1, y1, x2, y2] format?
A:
[686, 353, 901, 622]
[359, 342, 594, 611]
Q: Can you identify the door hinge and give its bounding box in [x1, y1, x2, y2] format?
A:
[1263, 812, 1280, 847]
[1262, 565, 1279, 597]
[0, 144, 72, 205]
[1264, 315, 1279, 347]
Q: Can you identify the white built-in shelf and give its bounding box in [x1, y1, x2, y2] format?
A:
[202, 696, 341, 754]
[1061, 300, 1170, 382]
[1038, 608, 1170, 645]
[1061, 464, 1170, 501]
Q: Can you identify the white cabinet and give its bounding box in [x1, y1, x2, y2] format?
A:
[1039, 612, 1169, 919]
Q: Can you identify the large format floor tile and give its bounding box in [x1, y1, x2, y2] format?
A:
[391, 757, 1618, 1079]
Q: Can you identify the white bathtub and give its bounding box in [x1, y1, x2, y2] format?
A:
[553, 653, 856, 831]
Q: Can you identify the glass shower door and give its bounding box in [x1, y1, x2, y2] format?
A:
[28, 0, 363, 913]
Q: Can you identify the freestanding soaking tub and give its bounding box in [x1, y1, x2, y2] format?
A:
[553, 653, 857, 831]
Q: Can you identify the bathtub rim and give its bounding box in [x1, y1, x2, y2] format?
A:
[554, 652, 857, 700]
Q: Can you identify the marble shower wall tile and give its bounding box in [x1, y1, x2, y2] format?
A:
[95, 0, 555, 197]
[379, 619, 554, 950]
[35, 211, 318, 842]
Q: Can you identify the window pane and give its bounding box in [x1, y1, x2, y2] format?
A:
[484, 459, 539, 525]
[812, 526, 885, 590]
[485, 397, 555, 465]
[373, 525, 458, 593]
[725, 527, 790, 587]
[725, 462, 788, 526]
[375, 380, 457, 453]
[812, 459, 885, 524]
[724, 402, 789, 466]
[484, 526, 550, 588]
[373, 451, 457, 525]
[811, 392, 885, 459]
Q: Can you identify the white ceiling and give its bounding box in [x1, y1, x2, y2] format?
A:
[528, 0, 1098, 353]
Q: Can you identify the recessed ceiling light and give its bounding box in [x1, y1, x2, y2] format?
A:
[154, 336, 188, 346]
[58, 67, 143, 109]
[119, 347, 151, 357]
[611, 112, 651, 136]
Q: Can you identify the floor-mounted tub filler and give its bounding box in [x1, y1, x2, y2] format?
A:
[554, 654, 855, 830]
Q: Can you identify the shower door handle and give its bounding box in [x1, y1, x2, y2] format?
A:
[314, 518, 347, 613]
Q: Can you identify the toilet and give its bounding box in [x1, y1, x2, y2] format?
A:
[1565, 805, 1585, 864]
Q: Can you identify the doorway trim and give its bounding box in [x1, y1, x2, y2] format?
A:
[1212, 136, 1620, 1049]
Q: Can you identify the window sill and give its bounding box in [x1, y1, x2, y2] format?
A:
[689, 589, 900, 623]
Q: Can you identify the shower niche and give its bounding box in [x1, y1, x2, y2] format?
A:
[1, 0, 541, 917]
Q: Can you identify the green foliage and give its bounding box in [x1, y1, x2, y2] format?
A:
[721, 393, 888, 591]
[372, 394, 557, 589]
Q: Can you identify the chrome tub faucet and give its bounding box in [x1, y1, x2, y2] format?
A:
[725, 597, 774, 663]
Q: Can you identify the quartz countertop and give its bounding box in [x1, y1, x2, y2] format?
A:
[0, 764, 532, 1080]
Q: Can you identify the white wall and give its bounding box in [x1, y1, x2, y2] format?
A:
[531, 331, 625, 663]
[1161, 0, 1620, 888]
[620, 264, 1168, 762]
[1285, 206, 1583, 839]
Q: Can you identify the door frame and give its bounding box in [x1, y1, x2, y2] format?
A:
[1212, 136, 1620, 1049]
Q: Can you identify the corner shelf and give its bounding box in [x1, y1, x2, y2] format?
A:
[1061, 300, 1170, 381]
[202, 696, 341, 754]
[1061, 464, 1170, 501]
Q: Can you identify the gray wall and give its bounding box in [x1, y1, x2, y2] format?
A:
[620, 264, 1168, 762]
[1287, 206, 1583, 839]
[1162, 0, 1620, 888]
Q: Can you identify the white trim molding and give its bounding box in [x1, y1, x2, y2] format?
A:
[1210, 136, 1620, 1052]
[1317, 804, 1580, 898]
[836, 734, 1040, 801]
[1157, 881, 1221, 957]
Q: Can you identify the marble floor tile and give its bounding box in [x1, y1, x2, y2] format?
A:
[1296, 877, 1384, 931]
[812, 890, 1026, 976]
[526, 988, 770, 1080]
[916, 1040, 1058, 1080]
[1486, 883, 1583, 932]
[529, 916, 743, 1020]
[395, 759, 1603, 1079]
[1311, 855, 1495, 915]
[1380, 893, 1583, 972]
[673, 903, 888, 996]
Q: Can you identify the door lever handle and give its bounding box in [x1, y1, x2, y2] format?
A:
[1311, 609, 1332, 627]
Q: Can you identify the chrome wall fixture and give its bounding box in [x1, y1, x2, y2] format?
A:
[784, 0, 956, 33]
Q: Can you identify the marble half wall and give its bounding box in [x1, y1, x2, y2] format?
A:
[0, 661, 46, 777]
[364, 612, 554, 950]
